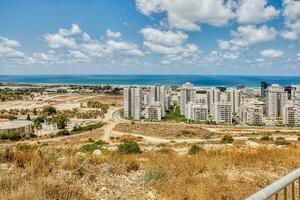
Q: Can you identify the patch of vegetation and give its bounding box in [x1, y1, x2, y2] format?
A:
[260, 135, 273, 141]
[79, 140, 107, 153]
[56, 129, 70, 136]
[144, 168, 168, 182]
[176, 130, 195, 137]
[43, 106, 57, 116]
[221, 135, 234, 144]
[157, 147, 171, 153]
[117, 141, 141, 154]
[275, 137, 290, 146]
[188, 144, 204, 155]
[163, 105, 187, 122]
[72, 122, 103, 133]
[0, 132, 35, 141]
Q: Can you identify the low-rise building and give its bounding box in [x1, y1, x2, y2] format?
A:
[0, 120, 32, 133]
[283, 102, 297, 125]
[145, 102, 162, 121]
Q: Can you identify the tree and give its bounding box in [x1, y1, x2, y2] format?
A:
[33, 116, 45, 129]
[43, 106, 57, 116]
[26, 114, 31, 120]
[53, 114, 68, 129]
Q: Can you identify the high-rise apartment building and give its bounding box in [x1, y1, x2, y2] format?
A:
[185, 103, 208, 122]
[267, 84, 288, 120]
[227, 89, 241, 114]
[239, 99, 264, 126]
[212, 102, 232, 124]
[145, 102, 162, 121]
[150, 85, 166, 116]
[124, 86, 142, 120]
[180, 83, 196, 115]
[283, 101, 297, 125]
[207, 88, 220, 114]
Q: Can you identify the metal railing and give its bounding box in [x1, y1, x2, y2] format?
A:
[246, 168, 300, 200]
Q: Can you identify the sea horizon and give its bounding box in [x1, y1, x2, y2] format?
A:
[1, 74, 300, 87]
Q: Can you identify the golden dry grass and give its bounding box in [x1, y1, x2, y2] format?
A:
[0, 143, 299, 200]
[114, 123, 214, 139]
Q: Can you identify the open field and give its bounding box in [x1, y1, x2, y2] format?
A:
[0, 94, 122, 111]
[0, 143, 299, 200]
[114, 123, 214, 139]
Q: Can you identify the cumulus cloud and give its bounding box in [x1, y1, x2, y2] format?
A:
[136, 0, 234, 30]
[260, 49, 284, 58]
[58, 24, 81, 36]
[140, 27, 188, 46]
[236, 0, 279, 24]
[43, 24, 143, 59]
[106, 29, 122, 38]
[282, 0, 300, 41]
[44, 33, 77, 49]
[0, 36, 26, 60]
[218, 25, 277, 50]
[141, 27, 198, 62]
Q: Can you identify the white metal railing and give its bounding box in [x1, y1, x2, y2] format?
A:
[246, 168, 300, 200]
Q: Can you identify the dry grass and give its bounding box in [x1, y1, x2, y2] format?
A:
[114, 123, 214, 139]
[0, 143, 299, 200]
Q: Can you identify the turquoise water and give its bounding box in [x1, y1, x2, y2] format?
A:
[0, 75, 300, 87]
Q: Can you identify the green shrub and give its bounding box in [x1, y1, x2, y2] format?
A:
[275, 137, 290, 146]
[56, 129, 70, 136]
[144, 168, 167, 182]
[157, 147, 171, 153]
[78, 139, 107, 153]
[260, 135, 273, 141]
[117, 141, 141, 154]
[221, 135, 234, 144]
[79, 143, 101, 153]
[72, 123, 103, 133]
[0, 132, 22, 141]
[188, 144, 204, 155]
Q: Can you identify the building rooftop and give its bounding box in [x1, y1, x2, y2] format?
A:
[0, 120, 32, 130]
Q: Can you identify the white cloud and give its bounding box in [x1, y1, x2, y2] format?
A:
[218, 25, 277, 50]
[106, 29, 122, 38]
[0, 36, 26, 60]
[282, 0, 300, 41]
[236, 0, 279, 24]
[140, 27, 188, 46]
[141, 26, 199, 62]
[58, 24, 81, 36]
[260, 49, 284, 58]
[44, 33, 77, 49]
[136, 0, 234, 30]
[105, 40, 144, 56]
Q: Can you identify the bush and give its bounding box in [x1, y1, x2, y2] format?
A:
[117, 141, 141, 154]
[144, 168, 167, 182]
[72, 123, 103, 133]
[56, 129, 70, 136]
[275, 137, 290, 146]
[260, 135, 273, 141]
[188, 144, 204, 155]
[298, 136, 300, 141]
[157, 147, 171, 153]
[79, 139, 107, 153]
[0, 132, 22, 141]
[79, 143, 101, 153]
[221, 135, 234, 144]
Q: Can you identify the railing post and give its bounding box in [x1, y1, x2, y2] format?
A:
[284, 187, 287, 200]
[291, 182, 295, 200]
[274, 193, 278, 200]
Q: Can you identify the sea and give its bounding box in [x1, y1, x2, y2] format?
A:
[1, 75, 300, 87]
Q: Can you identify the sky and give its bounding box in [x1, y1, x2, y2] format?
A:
[0, 0, 300, 75]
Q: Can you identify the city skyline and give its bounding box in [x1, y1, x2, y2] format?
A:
[1, 0, 300, 75]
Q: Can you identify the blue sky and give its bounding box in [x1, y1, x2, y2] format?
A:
[0, 0, 300, 75]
